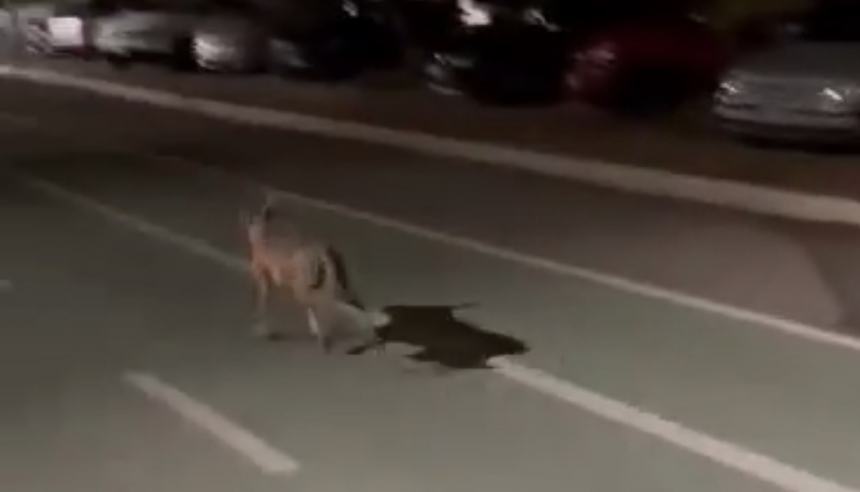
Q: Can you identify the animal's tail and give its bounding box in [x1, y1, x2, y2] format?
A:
[260, 191, 277, 222]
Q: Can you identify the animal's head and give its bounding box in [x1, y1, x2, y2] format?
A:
[240, 191, 279, 232]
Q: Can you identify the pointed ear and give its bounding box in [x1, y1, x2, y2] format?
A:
[239, 209, 251, 229]
[262, 189, 279, 212]
[452, 302, 478, 312]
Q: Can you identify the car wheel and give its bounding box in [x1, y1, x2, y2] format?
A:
[105, 53, 130, 69]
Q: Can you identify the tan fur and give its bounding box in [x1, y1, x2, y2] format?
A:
[243, 195, 388, 351]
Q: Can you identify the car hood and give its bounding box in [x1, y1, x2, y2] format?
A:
[734, 42, 860, 81]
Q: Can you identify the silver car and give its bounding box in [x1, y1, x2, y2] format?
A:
[714, 3, 860, 142]
[93, 6, 199, 68]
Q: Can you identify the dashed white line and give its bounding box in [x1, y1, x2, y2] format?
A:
[12, 168, 860, 492]
[124, 371, 300, 476]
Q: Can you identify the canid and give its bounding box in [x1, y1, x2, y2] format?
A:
[243, 195, 388, 351]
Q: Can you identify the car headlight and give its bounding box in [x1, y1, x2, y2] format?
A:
[459, 0, 491, 27]
[819, 85, 860, 113]
[193, 37, 221, 54]
[714, 76, 747, 104]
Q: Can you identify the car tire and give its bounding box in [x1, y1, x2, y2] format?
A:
[169, 36, 195, 72]
[105, 53, 130, 69]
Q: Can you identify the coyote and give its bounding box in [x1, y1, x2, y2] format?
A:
[243, 195, 388, 351]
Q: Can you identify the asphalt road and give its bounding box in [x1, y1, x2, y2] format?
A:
[14, 54, 860, 203]
[4, 79, 860, 492]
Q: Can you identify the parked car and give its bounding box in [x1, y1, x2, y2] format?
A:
[267, 0, 401, 79]
[192, 13, 268, 72]
[422, 0, 567, 102]
[15, 3, 55, 54]
[15, 0, 114, 56]
[93, 3, 201, 69]
[566, 14, 727, 112]
[714, 1, 860, 142]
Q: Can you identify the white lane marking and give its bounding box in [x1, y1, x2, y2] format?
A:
[19, 158, 860, 357]
[15, 172, 249, 273]
[124, 371, 300, 476]
[12, 170, 860, 492]
[0, 104, 857, 357]
[3, 64, 860, 227]
[490, 357, 858, 492]
[164, 156, 860, 356]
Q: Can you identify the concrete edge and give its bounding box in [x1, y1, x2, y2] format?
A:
[3, 63, 860, 226]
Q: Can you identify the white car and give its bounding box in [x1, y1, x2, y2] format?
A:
[93, 7, 200, 68]
[13, 1, 103, 55]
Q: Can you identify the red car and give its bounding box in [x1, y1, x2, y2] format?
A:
[566, 15, 727, 112]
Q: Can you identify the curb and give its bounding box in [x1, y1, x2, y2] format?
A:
[3, 63, 860, 227]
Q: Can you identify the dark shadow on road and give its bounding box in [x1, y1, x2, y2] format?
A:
[349, 305, 528, 370]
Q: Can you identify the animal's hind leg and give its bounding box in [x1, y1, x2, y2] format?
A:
[307, 307, 332, 353]
[251, 264, 277, 339]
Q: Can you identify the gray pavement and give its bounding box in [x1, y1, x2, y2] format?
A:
[0, 79, 858, 330]
[0, 171, 782, 492]
[4, 77, 860, 492]
[9, 52, 860, 204]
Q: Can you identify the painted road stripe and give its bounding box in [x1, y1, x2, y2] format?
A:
[0, 101, 856, 358]
[171, 157, 860, 356]
[490, 357, 856, 492]
[3, 64, 860, 227]
[20, 157, 860, 356]
[125, 371, 300, 476]
[12, 170, 859, 492]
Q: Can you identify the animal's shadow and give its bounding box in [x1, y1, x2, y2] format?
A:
[349, 305, 528, 370]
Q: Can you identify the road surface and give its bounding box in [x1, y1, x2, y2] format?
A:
[3, 79, 860, 492]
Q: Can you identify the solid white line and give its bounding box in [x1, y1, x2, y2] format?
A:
[3, 64, 860, 227]
[16, 172, 249, 273]
[18, 159, 860, 356]
[489, 357, 858, 492]
[12, 168, 860, 492]
[168, 158, 860, 356]
[124, 371, 300, 476]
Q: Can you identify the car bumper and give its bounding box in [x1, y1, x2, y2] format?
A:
[195, 50, 256, 71]
[423, 55, 472, 95]
[269, 39, 358, 77]
[714, 106, 860, 142]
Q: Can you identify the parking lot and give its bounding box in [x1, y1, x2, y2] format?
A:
[4, 68, 860, 491]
